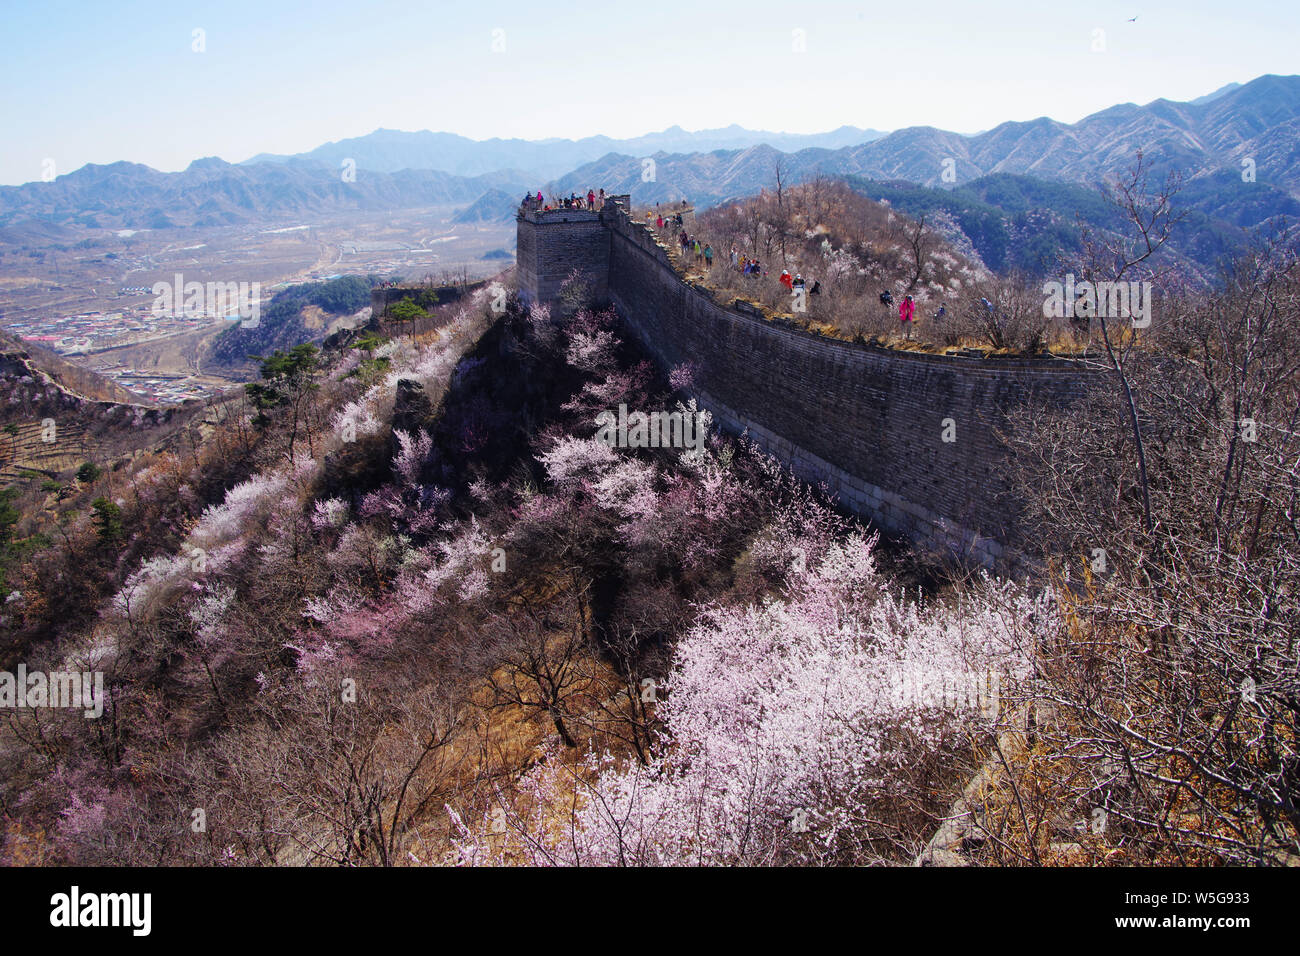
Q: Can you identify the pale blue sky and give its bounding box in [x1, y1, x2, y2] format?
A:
[1, 0, 1296, 186]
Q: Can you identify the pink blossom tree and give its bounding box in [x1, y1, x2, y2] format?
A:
[453, 534, 1052, 866]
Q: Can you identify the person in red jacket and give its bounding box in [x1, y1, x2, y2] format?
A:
[779, 269, 794, 291]
[899, 293, 916, 340]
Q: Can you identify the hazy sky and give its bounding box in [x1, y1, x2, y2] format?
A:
[2, 0, 1296, 186]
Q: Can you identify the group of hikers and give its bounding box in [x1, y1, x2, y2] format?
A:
[651, 208, 711, 267]
[655, 210, 686, 231]
[674, 231, 715, 268]
[524, 188, 606, 211]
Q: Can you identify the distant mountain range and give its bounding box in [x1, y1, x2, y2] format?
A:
[241, 124, 886, 179]
[0, 158, 531, 230]
[554, 76, 1300, 206]
[1, 75, 1295, 279]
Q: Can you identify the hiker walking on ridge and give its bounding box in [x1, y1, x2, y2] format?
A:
[899, 293, 916, 340]
[704, 244, 713, 269]
[780, 269, 794, 291]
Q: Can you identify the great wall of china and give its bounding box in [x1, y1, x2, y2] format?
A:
[516, 196, 1101, 572]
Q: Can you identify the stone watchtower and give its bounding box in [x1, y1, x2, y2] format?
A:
[516, 195, 630, 310]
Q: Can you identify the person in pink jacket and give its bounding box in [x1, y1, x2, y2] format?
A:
[899, 293, 916, 340]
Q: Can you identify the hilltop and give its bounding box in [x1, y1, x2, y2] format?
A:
[205, 275, 375, 375]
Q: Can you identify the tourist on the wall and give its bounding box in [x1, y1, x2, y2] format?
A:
[598, 188, 605, 208]
[704, 244, 713, 269]
[880, 289, 893, 308]
[730, 246, 739, 268]
[899, 293, 916, 340]
[780, 269, 794, 291]
[587, 189, 595, 209]
[933, 303, 946, 321]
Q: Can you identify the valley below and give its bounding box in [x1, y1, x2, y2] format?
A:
[0, 206, 516, 401]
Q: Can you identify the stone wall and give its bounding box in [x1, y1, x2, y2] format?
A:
[521, 198, 1099, 571]
[516, 197, 630, 309]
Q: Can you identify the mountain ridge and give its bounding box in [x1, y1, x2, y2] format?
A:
[240, 123, 887, 179]
[552, 76, 1300, 220]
